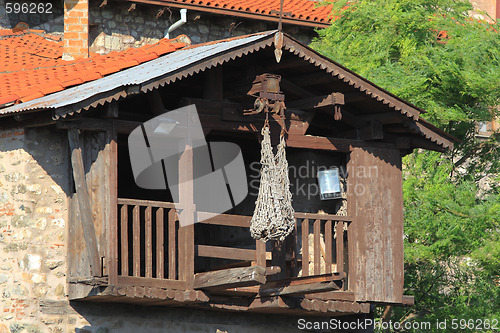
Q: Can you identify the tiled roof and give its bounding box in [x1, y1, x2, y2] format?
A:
[136, 0, 333, 27]
[0, 29, 188, 107]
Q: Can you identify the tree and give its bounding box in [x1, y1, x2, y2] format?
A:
[311, 1, 500, 331]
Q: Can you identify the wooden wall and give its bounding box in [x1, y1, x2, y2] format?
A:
[347, 146, 404, 303]
[68, 129, 116, 299]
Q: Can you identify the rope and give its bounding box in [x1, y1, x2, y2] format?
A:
[250, 116, 295, 242]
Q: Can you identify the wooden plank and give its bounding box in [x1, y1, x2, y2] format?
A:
[168, 209, 176, 280]
[325, 220, 332, 274]
[133, 205, 140, 277]
[156, 208, 164, 279]
[145, 206, 152, 278]
[313, 219, 321, 275]
[306, 291, 356, 302]
[260, 281, 341, 297]
[120, 205, 129, 276]
[301, 219, 309, 276]
[271, 240, 286, 281]
[336, 221, 344, 274]
[196, 245, 256, 261]
[295, 213, 352, 222]
[68, 129, 101, 277]
[197, 212, 251, 227]
[116, 276, 186, 290]
[117, 198, 177, 209]
[193, 266, 266, 290]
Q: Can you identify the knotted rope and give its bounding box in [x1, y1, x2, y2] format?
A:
[250, 111, 295, 242]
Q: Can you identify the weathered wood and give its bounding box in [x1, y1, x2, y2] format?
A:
[313, 219, 321, 275]
[260, 280, 341, 297]
[120, 205, 128, 276]
[108, 126, 118, 284]
[146, 89, 166, 116]
[325, 220, 332, 274]
[145, 206, 152, 278]
[287, 93, 343, 111]
[116, 276, 187, 290]
[117, 198, 177, 209]
[336, 221, 344, 274]
[349, 147, 404, 303]
[357, 120, 384, 140]
[287, 135, 351, 152]
[302, 219, 309, 276]
[193, 266, 266, 290]
[178, 137, 194, 287]
[306, 290, 356, 302]
[256, 239, 266, 268]
[58, 118, 113, 131]
[271, 240, 286, 281]
[168, 208, 176, 280]
[68, 129, 102, 277]
[196, 245, 256, 261]
[156, 208, 164, 279]
[132, 205, 140, 277]
[197, 212, 251, 227]
[103, 101, 119, 118]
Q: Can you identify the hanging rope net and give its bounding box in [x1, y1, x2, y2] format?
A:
[250, 124, 295, 242]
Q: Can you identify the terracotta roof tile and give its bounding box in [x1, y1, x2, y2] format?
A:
[162, 0, 333, 25]
[0, 31, 188, 106]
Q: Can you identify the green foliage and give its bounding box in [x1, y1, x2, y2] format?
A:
[312, 0, 500, 172]
[311, 0, 500, 330]
[400, 151, 500, 331]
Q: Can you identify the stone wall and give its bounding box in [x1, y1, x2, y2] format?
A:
[0, 128, 69, 332]
[0, 0, 316, 53]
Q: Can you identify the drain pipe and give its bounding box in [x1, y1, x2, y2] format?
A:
[165, 8, 187, 39]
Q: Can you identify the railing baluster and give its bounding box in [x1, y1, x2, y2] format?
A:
[302, 218, 309, 276]
[314, 219, 321, 275]
[336, 221, 344, 274]
[168, 208, 177, 280]
[325, 220, 332, 274]
[156, 208, 164, 279]
[145, 206, 152, 278]
[120, 204, 128, 276]
[133, 205, 140, 277]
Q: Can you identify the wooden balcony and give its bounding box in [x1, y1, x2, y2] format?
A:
[96, 198, 368, 315]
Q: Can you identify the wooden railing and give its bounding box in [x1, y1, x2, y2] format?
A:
[115, 198, 350, 290]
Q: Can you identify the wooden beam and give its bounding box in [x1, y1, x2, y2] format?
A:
[146, 89, 166, 116]
[196, 244, 271, 261]
[287, 135, 351, 152]
[260, 280, 341, 297]
[57, 118, 112, 131]
[279, 77, 316, 99]
[103, 101, 119, 118]
[203, 67, 223, 101]
[67, 129, 102, 277]
[193, 266, 266, 290]
[287, 93, 343, 111]
[356, 120, 383, 140]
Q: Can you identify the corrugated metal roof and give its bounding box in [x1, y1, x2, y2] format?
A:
[0, 31, 275, 117]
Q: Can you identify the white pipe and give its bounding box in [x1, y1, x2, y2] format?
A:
[165, 8, 187, 39]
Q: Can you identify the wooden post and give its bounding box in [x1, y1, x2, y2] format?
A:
[156, 208, 164, 279]
[178, 116, 195, 287]
[68, 129, 102, 277]
[108, 125, 118, 284]
[120, 205, 128, 276]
